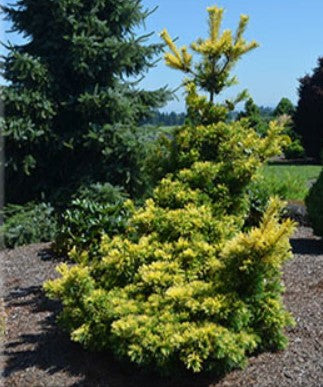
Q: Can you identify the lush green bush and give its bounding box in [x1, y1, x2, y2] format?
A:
[283, 139, 305, 159]
[278, 117, 305, 160]
[45, 6, 295, 374]
[46, 120, 294, 373]
[53, 183, 131, 257]
[73, 183, 128, 204]
[2, 202, 58, 248]
[246, 176, 272, 227]
[306, 170, 323, 236]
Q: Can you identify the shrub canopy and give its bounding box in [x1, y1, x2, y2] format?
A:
[45, 5, 295, 374]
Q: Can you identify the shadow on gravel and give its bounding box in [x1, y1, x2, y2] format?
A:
[3, 286, 224, 387]
[38, 247, 65, 262]
[290, 238, 323, 255]
[5, 285, 59, 311]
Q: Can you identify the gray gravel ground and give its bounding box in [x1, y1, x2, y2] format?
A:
[0, 226, 322, 386]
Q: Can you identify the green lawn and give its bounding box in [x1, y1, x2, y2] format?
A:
[261, 164, 322, 202]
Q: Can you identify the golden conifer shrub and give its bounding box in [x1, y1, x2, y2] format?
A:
[45, 5, 295, 374]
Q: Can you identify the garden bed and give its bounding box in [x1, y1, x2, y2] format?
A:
[0, 226, 322, 386]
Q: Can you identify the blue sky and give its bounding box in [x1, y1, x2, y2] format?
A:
[140, 0, 323, 111]
[1, 0, 323, 112]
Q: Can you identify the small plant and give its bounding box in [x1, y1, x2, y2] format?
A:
[306, 170, 323, 236]
[2, 202, 58, 248]
[53, 183, 131, 257]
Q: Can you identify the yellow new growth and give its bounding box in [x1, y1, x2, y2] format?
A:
[161, 4, 259, 110]
[207, 6, 224, 42]
[160, 29, 192, 71]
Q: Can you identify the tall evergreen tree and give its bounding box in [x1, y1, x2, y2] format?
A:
[1, 0, 170, 203]
[294, 58, 323, 162]
[237, 98, 268, 136]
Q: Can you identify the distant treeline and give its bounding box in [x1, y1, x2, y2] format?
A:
[142, 107, 274, 126]
[141, 111, 186, 126]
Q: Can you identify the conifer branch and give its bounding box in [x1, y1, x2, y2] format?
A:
[161, 5, 258, 116]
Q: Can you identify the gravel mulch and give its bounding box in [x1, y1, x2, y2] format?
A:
[0, 227, 322, 386]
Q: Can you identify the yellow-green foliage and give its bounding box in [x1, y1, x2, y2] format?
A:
[45, 5, 295, 374]
[161, 5, 258, 124]
[45, 196, 295, 373]
[45, 121, 294, 372]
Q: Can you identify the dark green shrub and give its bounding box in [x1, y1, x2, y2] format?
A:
[74, 183, 127, 204]
[53, 183, 131, 257]
[246, 177, 272, 226]
[274, 115, 305, 160]
[284, 139, 305, 159]
[306, 170, 323, 236]
[2, 202, 58, 248]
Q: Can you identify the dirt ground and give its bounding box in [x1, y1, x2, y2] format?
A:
[0, 226, 322, 386]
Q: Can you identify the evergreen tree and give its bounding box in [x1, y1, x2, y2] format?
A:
[237, 98, 268, 136]
[243, 98, 261, 117]
[46, 6, 294, 374]
[238, 98, 260, 120]
[1, 0, 170, 203]
[294, 58, 323, 162]
[274, 97, 295, 117]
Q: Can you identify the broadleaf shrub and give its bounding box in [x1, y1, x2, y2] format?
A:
[306, 170, 323, 236]
[2, 202, 58, 248]
[45, 6, 295, 374]
[53, 183, 131, 257]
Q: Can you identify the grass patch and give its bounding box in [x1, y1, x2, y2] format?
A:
[261, 165, 322, 202]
